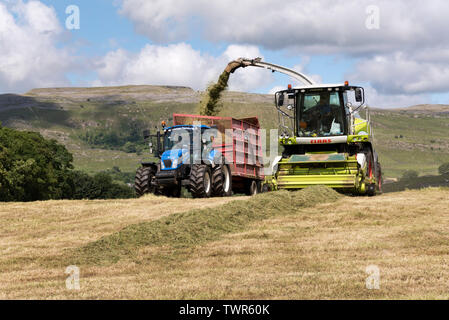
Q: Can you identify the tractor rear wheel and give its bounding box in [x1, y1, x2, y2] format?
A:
[212, 164, 232, 197]
[134, 166, 156, 197]
[189, 164, 212, 198]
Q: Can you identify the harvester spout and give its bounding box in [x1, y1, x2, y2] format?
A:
[224, 58, 261, 74]
[224, 57, 315, 85]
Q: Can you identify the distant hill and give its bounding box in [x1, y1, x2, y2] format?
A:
[392, 104, 449, 114]
[1, 85, 448, 178]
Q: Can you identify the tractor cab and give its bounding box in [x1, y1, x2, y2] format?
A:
[160, 124, 218, 171]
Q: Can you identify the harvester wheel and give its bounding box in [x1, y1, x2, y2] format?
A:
[246, 180, 259, 196]
[134, 166, 155, 197]
[376, 162, 383, 194]
[212, 164, 232, 197]
[189, 164, 212, 198]
[262, 183, 269, 193]
[365, 151, 376, 197]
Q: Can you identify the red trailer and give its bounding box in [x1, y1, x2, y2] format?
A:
[173, 114, 265, 195]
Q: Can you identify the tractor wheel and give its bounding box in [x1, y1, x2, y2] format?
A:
[212, 164, 232, 197]
[134, 166, 155, 197]
[189, 164, 212, 198]
[245, 180, 259, 196]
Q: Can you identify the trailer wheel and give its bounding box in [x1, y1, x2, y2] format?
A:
[246, 180, 258, 196]
[212, 164, 232, 197]
[134, 166, 155, 197]
[189, 164, 212, 198]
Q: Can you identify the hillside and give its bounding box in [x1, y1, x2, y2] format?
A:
[1, 85, 448, 178]
[0, 187, 448, 299]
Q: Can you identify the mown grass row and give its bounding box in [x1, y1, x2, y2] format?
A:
[70, 186, 342, 265]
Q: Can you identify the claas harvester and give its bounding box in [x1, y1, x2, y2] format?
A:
[226, 58, 383, 195]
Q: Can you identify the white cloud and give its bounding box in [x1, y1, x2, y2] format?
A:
[94, 43, 275, 92]
[363, 85, 430, 109]
[119, 0, 449, 55]
[0, 1, 74, 93]
[94, 43, 218, 89]
[119, 0, 449, 100]
[350, 53, 449, 95]
[268, 86, 286, 94]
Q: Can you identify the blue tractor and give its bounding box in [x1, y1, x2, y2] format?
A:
[134, 123, 232, 198]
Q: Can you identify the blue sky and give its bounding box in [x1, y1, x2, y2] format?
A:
[1, 0, 449, 108]
[42, 0, 352, 88]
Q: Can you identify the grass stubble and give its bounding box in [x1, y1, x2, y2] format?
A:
[0, 186, 448, 299]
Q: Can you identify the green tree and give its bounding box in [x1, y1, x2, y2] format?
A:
[70, 171, 135, 200]
[0, 125, 73, 201]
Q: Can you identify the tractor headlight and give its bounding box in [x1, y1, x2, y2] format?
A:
[172, 158, 178, 168]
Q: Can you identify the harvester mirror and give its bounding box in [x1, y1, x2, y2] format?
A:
[277, 93, 284, 107]
[143, 129, 150, 139]
[355, 88, 363, 102]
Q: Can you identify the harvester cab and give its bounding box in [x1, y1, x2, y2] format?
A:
[273, 82, 382, 195]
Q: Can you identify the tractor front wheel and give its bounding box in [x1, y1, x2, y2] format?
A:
[134, 166, 156, 197]
[189, 164, 213, 198]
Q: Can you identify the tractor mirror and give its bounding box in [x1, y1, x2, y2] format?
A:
[143, 129, 150, 139]
[277, 93, 284, 107]
[355, 88, 363, 102]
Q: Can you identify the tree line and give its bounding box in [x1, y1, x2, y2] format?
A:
[0, 125, 134, 202]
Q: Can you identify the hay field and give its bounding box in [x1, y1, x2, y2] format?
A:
[0, 187, 448, 299]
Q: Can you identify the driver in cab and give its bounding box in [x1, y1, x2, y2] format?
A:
[301, 92, 333, 133]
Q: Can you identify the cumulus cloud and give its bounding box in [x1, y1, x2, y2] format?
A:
[0, 1, 75, 93]
[93, 43, 275, 92]
[119, 0, 449, 55]
[119, 0, 449, 100]
[350, 53, 449, 95]
[363, 85, 430, 109]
